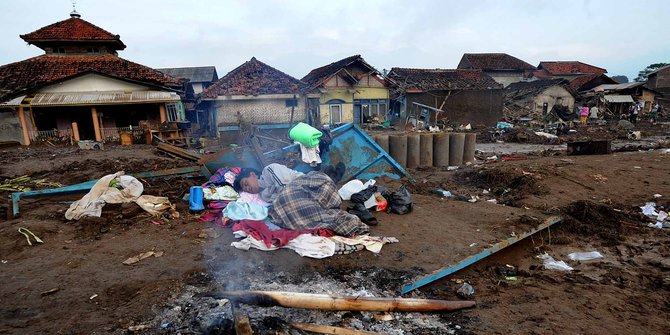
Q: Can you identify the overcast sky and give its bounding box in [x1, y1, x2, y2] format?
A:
[1, 0, 668, 81]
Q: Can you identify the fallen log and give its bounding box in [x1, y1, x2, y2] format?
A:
[292, 322, 384, 335]
[198, 290, 475, 312]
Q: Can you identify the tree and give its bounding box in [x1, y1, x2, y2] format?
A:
[635, 63, 670, 82]
[611, 75, 629, 83]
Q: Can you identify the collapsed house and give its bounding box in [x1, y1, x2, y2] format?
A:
[0, 11, 183, 145]
[457, 53, 536, 87]
[386, 68, 503, 127]
[533, 61, 617, 93]
[157, 66, 219, 137]
[301, 55, 390, 126]
[198, 57, 309, 133]
[585, 82, 662, 116]
[503, 79, 576, 122]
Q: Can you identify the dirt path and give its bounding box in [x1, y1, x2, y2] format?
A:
[1, 144, 669, 334]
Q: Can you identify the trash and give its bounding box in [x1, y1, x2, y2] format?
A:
[640, 202, 659, 217]
[505, 276, 518, 281]
[18, 227, 43, 246]
[0, 175, 63, 192]
[447, 166, 459, 171]
[338, 179, 376, 200]
[487, 199, 498, 204]
[591, 174, 608, 183]
[40, 288, 60, 296]
[434, 189, 453, 197]
[373, 313, 395, 321]
[496, 265, 517, 276]
[127, 324, 150, 332]
[189, 186, 205, 212]
[122, 250, 165, 265]
[658, 211, 668, 222]
[648, 222, 664, 229]
[662, 149, 670, 154]
[160, 323, 172, 329]
[496, 121, 513, 129]
[534, 131, 558, 139]
[486, 155, 498, 161]
[78, 140, 104, 150]
[568, 251, 604, 261]
[386, 185, 412, 215]
[537, 253, 573, 271]
[628, 131, 642, 140]
[653, 194, 663, 198]
[456, 282, 475, 298]
[469, 243, 477, 247]
[90, 294, 98, 300]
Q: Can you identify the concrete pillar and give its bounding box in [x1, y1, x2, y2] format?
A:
[91, 107, 102, 142]
[17, 107, 31, 145]
[464, 133, 477, 163]
[374, 134, 389, 153]
[71, 122, 80, 142]
[433, 133, 450, 167]
[449, 133, 466, 166]
[406, 134, 420, 169]
[159, 104, 168, 123]
[420, 133, 433, 167]
[389, 135, 408, 168]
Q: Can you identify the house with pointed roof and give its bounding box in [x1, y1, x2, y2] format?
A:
[533, 61, 615, 94]
[0, 11, 182, 145]
[199, 57, 308, 130]
[646, 65, 670, 109]
[457, 53, 536, 87]
[158, 66, 219, 136]
[386, 68, 503, 126]
[302, 55, 389, 126]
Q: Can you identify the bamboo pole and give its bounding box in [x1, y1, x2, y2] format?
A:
[200, 291, 475, 312]
[292, 322, 384, 335]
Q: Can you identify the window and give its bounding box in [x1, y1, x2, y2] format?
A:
[354, 99, 389, 123]
[329, 104, 342, 124]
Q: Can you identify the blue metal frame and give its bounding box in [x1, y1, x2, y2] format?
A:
[10, 166, 200, 217]
[401, 215, 563, 294]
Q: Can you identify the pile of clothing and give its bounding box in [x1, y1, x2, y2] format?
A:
[196, 167, 397, 259]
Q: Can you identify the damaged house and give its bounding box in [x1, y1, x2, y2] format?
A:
[534, 61, 616, 93]
[0, 11, 183, 145]
[645, 65, 670, 109]
[157, 66, 219, 136]
[457, 53, 536, 87]
[587, 82, 661, 115]
[199, 57, 308, 132]
[503, 79, 576, 122]
[386, 68, 503, 127]
[301, 55, 389, 126]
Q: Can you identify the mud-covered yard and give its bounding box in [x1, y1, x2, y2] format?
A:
[1, 143, 670, 334]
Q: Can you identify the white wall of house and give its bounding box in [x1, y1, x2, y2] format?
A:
[37, 73, 150, 93]
[215, 95, 306, 125]
[533, 86, 575, 113]
[486, 71, 531, 87]
[0, 110, 24, 144]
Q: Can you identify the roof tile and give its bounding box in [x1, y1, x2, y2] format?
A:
[388, 68, 502, 91]
[538, 61, 606, 75]
[20, 17, 125, 50]
[459, 53, 536, 71]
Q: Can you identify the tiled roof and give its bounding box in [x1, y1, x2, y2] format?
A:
[387, 68, 502, 91]
[458, 53, 536, 71]
[568, 74, 617, 91]
[538, 61, 607, 75]
[200, 57, 305, 99]
[20, 16, 126, 50]
[157, 66, 218, 83]
[301, 55, 378, 87]
[0, 54, 181, 102]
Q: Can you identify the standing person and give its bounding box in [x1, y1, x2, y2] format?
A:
[650, 102, 659, 124]
[589, 104, 599, 120]
[579, 103, 589, 126]
[630, 100, 641, 124]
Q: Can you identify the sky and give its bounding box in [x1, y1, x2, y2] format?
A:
[1, 0, 669, 81]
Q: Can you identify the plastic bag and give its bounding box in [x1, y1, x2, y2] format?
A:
[386, 185, 412, 215]
[338, 179, 375, 200]
[568, 251, 603, 261]
[537, 253, 573, 271]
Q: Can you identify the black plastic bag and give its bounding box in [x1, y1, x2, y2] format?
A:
[386, 185, 412, 215]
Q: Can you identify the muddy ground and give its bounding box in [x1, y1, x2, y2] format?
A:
[1, 138, 670, 334]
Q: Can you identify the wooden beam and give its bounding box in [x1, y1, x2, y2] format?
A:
[159, 104, 167, 123]
[91, 107, 102, 141]
[292, 322, 384, 335]
[17, 107, 31, 145]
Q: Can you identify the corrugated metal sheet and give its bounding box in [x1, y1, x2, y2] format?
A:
[0, 95, 26, 106]
[30, 91, 180, 106]
[604, 95, 634, 103]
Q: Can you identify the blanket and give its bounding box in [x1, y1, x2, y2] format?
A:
[269, 172, 369, 236]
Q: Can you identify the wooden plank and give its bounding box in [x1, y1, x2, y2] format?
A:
[156, 142, 201, 161]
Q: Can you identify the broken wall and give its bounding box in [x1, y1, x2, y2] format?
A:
[0, 109, 25, 144]
[215, 97, 307, 126]
[406, 89, 503, 126]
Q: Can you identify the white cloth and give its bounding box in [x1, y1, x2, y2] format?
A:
[65, 171, 175, 220]
[298, 142, 322, 166]
[330, 235, 399, 253]
[231, 232, 336, 259]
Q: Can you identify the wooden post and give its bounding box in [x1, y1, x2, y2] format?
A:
[91, 107, 102, 141]
[71, 122, 80, 142]
[159, 104, 167, 123]
[17, 107, 31, 145]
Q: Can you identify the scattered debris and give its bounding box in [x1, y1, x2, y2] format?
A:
[537, 253, 573, 271]
[292, 322, 386, 335]
[122, 250, 165, 265]
[40, 288, 60, 296]
[456, 282, 475, 299]
[568, 251, 604, 261]
[18, 227, 43, 246]
[156, 142, 202, 161]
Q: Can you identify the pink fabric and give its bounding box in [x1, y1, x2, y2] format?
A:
[580, 106, 590, 117]
[237, 192, 271, 206]
[231, 219, 335, 247]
